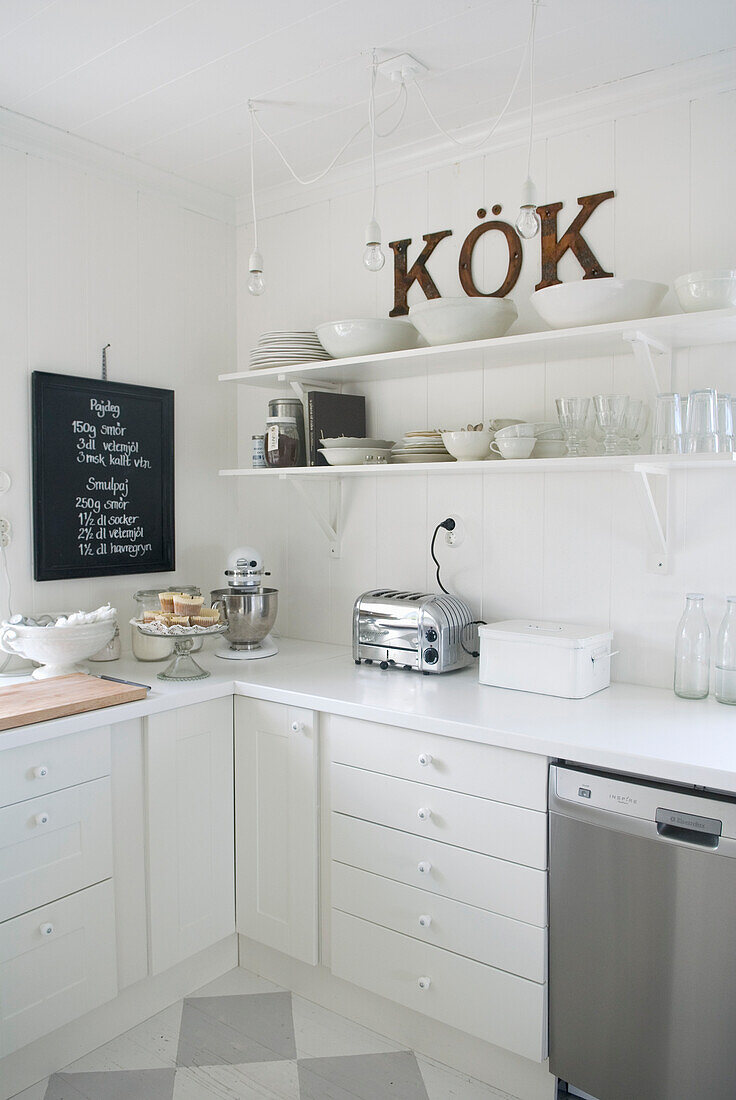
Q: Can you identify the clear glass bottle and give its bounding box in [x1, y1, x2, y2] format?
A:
[715, 597, 736, 705]
[674, 593, 710, 699]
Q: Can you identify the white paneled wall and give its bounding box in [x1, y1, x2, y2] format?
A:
[234, 86, 736, 688]
[0, 144, 237, 645]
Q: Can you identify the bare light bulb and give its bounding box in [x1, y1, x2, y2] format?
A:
[515, 177, 541, 240]
[363, 218, 385, 272]
[247, 249, 265, 296]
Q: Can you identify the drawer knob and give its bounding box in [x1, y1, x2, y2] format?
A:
[39, 923, 54, 937]
[418, 976, 431, 990]
[417, 807, 432, 821]
[34, 812, 50, 826]
[418, 753, 433, 767]
[290, 720, 305, 733]
[417, 860, 432, 875]
[32, 765, 49, 779]
[418, 914, 432, 928]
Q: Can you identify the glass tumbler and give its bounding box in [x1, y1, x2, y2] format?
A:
[593, 394, 629, 456]
[652, 393, 683, 454]
[555, 397, 591, 457]
[621, 399, 649, 455]
[685, 389, 720, 453]
[717, 393, 734, 453]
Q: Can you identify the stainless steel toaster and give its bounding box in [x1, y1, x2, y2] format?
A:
[352, 589, 478, 674]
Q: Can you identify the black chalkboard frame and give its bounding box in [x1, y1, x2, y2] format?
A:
[32, 371, 175, 581]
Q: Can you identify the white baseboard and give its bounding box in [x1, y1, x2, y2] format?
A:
[237, 934, 556, 1100]
[0, 935, 237, 1100]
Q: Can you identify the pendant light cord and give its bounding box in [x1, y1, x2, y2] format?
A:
[368, 51, 378, 222]
[249, 103, 259, 252]
[525, 0, 538, 178]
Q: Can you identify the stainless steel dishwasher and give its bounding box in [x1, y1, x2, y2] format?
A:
[549, 763, 736, 1100]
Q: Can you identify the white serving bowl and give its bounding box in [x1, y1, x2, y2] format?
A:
[321, 437, 394, 449]
[0, 619, 116, 680]
[319, 447, 393, 466]
[675, 270, 736, 313]
[440, 429, 493, 461]
[530, 278, 668, 329]
[408, 296, 517, 346]
[532, 422, 565, 440]
[494, 422, 537, 440]
[315, 319, 420, 358]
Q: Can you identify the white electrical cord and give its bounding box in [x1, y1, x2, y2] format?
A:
[525, 0, 538, 178]
[249, 105, 258, 253]
[368, 51, 378, 223]
[410, 0, 540, 152]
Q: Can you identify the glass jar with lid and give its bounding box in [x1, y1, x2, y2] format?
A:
[265, 417, 300, 468]
[132, 586, 202, 661]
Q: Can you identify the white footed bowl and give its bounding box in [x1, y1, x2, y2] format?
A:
[440, 429, 493, 461]
[316, 319, 420, 358]
[675, 270, 736, 313]
[530, 278, 667, 329]
[0, 619, 116, 679]
[409, 296, 517, 346]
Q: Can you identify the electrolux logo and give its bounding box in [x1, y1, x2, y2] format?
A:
[609, 792, 638, 806]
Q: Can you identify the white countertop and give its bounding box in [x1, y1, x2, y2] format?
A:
[2, 638, 735, 793]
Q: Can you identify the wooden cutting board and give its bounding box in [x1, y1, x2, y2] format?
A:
[0, 673, 149, 731]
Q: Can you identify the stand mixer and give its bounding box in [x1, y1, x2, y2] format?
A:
[211, 547, 278, 660]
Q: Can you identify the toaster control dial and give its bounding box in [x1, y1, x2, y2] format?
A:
[425, 628, 438, 643]
[423, 647, 439, 665]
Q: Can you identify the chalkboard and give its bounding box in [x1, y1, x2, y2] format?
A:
[32, 372, 175, 581]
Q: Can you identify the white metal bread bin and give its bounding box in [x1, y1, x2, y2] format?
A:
[478, 620, 613, 699]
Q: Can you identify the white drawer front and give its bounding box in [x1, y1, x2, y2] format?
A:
[332, 763, 547, 870]
[332, 815, 547, 927]
[332, 862, 546, 983]
[331, 909, 547, 1063]
[0, 777, 113, 923]
[0, 727, 111, 810]
[0, 879, 117, 1058]
[327, 714, 547, 810]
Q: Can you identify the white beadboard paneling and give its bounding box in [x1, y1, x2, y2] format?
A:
[690, 88, 736, 270]
[329, 478, 377, 644]
[543, 355, 615, 422]
[287, 478, 334, 641]
[376, 475, 428, 594]
[426, 159, 484, 300]
[484, 359, 546, 424]
[426, 473, 484, 617]
[428, 365, 484, 431]
[541, 472, 613, 626]
[481, 474, 545, 623]
[328, 186, 380, 321]
[87, 176, 139, 379]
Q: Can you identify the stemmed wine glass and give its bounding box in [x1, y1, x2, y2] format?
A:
[555, 397, 591, 457]
[593, 394, 629, 456]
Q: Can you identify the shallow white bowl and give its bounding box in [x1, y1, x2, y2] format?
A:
[315, 319, 420, 358]
[319, 447, 393, 466]
[530, 278, 668, 329]
[440, 429, 493, 461]
[408, 296, 517, 346]
[321, 437, 394, 449]
[675, 270, 736, 313]
[0, 618, 116, 679]
[494, 422, 537, 439]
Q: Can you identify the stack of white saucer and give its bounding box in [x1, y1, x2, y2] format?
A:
[391, 430, 453, 463]
[249, 331, 331, 370]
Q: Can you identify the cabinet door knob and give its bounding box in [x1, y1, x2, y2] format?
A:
[290, 720, 305, 733]
[418, 976, 431, 990]
[418, 914, 432, 928]
[39, 922, 54, 937]
[418, 753, 432, 767]
[417, 860, 432, 874]
[417, 807, 432, 821]
[32, 765, 49, 779]
[34, 812, 50, 826]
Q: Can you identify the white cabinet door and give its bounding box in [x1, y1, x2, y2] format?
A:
[235, 698, 319, 965]
[146, 698, 235, 974]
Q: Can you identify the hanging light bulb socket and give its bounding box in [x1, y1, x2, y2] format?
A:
[247, 248, 265, 296]
[515, 177, 541, 240]
[363, 217, 386, 272]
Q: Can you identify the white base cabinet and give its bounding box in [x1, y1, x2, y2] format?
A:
[146, 697, 235, 975]
[235, 697, 319, 965]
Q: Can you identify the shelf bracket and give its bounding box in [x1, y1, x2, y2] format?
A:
[623, 330, 672, 395]
[632, 463, 672, 574]
[283, 474, 342, 556]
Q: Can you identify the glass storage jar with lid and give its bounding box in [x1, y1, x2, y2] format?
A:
[132, 586, 203, 660]
[265, 417, 300, 468]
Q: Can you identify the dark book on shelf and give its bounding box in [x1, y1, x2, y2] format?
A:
[307, 391, 367, 466]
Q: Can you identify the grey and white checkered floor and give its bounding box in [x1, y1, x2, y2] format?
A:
[11, 967, 514, 1099]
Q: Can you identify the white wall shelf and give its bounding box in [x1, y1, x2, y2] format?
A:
[220, 308, 736, 392]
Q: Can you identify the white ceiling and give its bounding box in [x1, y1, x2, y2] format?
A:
[1, 0, 734, 198]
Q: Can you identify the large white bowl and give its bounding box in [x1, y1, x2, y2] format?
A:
[0, 619, 116, 679]
[675, 270, 736, 313]
[315, 319, 420, 358]
[530, 278, 667, 329]
[440, 429, 493, 461]
[319, 447, 393, 466]
[409, 296, 517, 346]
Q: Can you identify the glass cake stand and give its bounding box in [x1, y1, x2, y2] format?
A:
[131, 620, 227, 681]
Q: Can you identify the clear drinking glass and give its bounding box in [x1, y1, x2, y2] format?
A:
[621, 399, 649, 454]
[674, 593, 710, 699]
[555, 396, 591, 457]
[715, 597, 736, 705]
[593, 394, 629, 456]
[717, 393, 734, 453]
[652, 393, 683, 454]
[685, 389, 720, 453]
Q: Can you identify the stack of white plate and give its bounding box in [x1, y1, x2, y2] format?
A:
[391, 430, 453, 463]
[249, 331, 331, 370]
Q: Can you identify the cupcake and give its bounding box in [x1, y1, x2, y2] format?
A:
[158, 591, 181, 613]
[169, 615, 191, 626]
[172, 594, 203, 617]
[142, 610, 159, 622]
[191, 608, 220, 627]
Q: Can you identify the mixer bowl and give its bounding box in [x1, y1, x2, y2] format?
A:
[211, 587, 278, 650]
